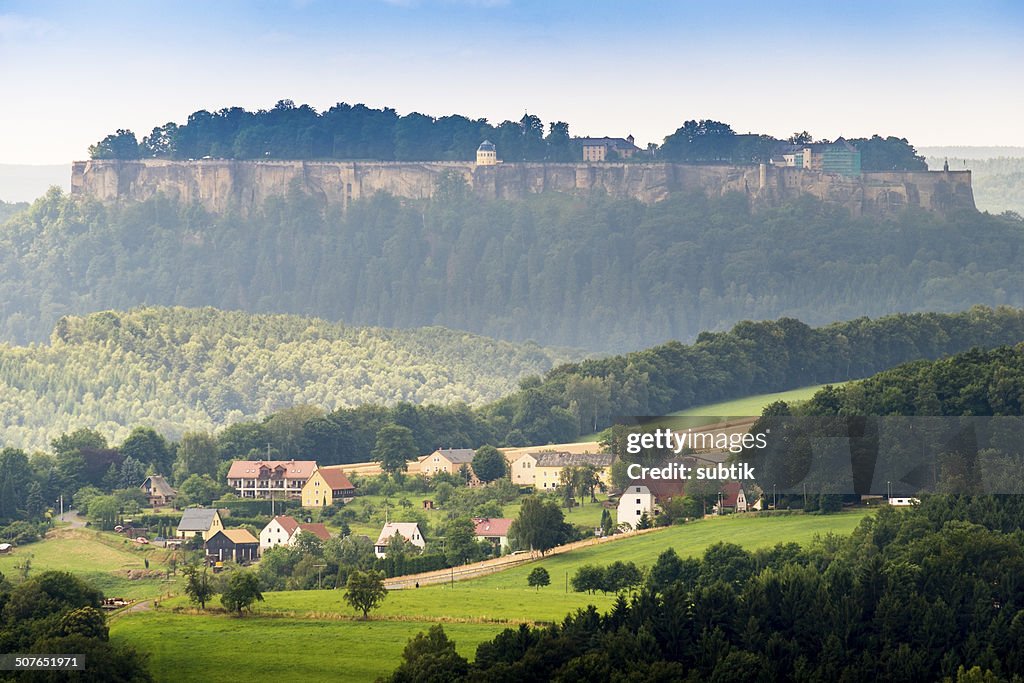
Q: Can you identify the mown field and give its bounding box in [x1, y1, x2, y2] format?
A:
[667, 383, 846, 422]
[110, 509, 872, 682]
[0, 527, 181, 600]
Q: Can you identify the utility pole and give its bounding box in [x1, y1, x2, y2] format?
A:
[314, 564, 326, 589]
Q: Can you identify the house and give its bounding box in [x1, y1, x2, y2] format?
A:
[374, 522, 426, 558]
[259, 515, 332, 551]
[617, 484, 656, 530]
[717, 482, 749, 513]
[578, 136, 641, 162]
[472, 517, 514, 552]
[417, 448, 478, 482]
[226, 459, 318, 500]
[140, 475, 177, 507]
[476, 140, 498, 166]
[508, 451, 539, 486]
[205, 529, 260, 563]
[533, 452, 614, 491]
[301, 466, 356, 508]
[176, 508, 224, 541]
[616, 474, 687, 529]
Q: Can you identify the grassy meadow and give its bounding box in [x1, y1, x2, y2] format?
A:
[0, 527, 181, 599]
[110, 509, 874, 682]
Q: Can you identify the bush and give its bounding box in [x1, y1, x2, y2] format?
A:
[212, 499, 300, 517]
[0, 520, 43, 545]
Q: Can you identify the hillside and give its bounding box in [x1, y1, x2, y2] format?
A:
[2, 188, 1023, 351]
[0, 306, 580, 451]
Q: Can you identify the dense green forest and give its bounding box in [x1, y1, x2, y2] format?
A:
[2, 188, 1022, 351]
[0, 307, 577, 452]
[394, 497, 1024, 682]
[89, 98, 924, 169]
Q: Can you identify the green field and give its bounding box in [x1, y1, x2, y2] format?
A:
[0, 528, 181, 600]
[110, 510, 873, 682]
[668, 383, 847, 422]
[110, 612, 500, 682]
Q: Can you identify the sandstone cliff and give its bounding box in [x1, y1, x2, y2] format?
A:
[70, 159, 975, 216]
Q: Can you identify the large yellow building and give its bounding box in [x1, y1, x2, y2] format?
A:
[301, 466, 356, 508]
[520, 451, 614, 491]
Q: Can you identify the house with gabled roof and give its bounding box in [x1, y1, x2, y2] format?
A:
[206, 528, 260, 563]
[301, 466, 356, 508]
[140, 474, 177, 507]
[534, 452, 614, 491]
[374, 522, 425, 558]
[226, 459, 317, 500]
[259, 515, 332, 551]
[578, 135, 641, 162]
[176, 508, 224, 541]
[416, 448, 479, 483]
[716, 481, 750, 513]
[472, 517, 514, 551]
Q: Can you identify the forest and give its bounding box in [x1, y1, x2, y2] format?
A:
[390, 496, 1024, 682]
[88, 98, 925, 170]
[2, 187, 1022, 351]
[0, 306, 577, 452]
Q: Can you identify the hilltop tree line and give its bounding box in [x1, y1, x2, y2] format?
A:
[89, 99, 925, 170]
[3, 187, 1022, 353]
[389, 497, 1024, 682]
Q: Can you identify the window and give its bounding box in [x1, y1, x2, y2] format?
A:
[636, 498, 641, 504]
[635, 487, 641, 493]
[636, 509, 641, 515]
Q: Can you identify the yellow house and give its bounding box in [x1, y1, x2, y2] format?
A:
[417, 448, 477, 479]
[176, 508, 224, 541]
[301, 467, 356, 508]
[508, 451, 539, 486]
[533, 452, 614, 491]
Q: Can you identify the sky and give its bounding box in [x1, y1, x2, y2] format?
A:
[0, 0, 1022, 165]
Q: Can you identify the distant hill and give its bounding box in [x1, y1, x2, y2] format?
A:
[0, 306, 583, 451]
[0, 164, 69, 202]
[919, 146, 1024, 160]
[1, 188, 1022, 352]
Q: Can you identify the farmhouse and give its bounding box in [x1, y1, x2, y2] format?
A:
[508, 451, 539, 486]
[534, 452, 614, 491]
[617, 476, 687, 529]
[176, 508, 224, 541]
[226, 459, 318, 499]
[374, 522, 425, 558]
[417, 448, 478, 483]
[259, 515, 332, 550]
[206, 529, 260, 563]
[139, 474, 177, 507]
[472, 517, 513, 552]
[301, 466, 356, 508]
[716, 481, 752, 513]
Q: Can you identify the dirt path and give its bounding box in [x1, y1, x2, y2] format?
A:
[383, 526, 665, 589]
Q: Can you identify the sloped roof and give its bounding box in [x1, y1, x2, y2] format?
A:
[478, 140, 495, 151]
[269, 515, 300, 537]
[226, 459, 318, 479]
[375, 522, 422, 546]
[534, 452, 614, 468]
[317, 467, 355, 491]
[215, 529, 259, 545]
[720, 481, 745, 508]
[472, 517, 514, 538]
[141, 475, 177, 497]
[177, 508, 220, 531]
[298, 523, 331, 541]
[432, 448, 476, 465]
[577, 136, 640, 150]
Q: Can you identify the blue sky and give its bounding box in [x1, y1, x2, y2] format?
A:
[1, 0, 1022, 164]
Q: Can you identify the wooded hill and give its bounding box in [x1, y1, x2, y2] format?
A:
[2, 188, 1023, 351]
[0, 307, 578, 451]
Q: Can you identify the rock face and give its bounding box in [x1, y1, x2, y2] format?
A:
[71, 159, 975, 216]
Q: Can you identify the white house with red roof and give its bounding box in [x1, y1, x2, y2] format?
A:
[472, 517, 514, 551]
[259, 514, 332, 551]
[716, 482, 750, 513]
[226, 459, 318, 500]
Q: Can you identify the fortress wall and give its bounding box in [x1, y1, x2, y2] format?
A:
[70, 160, 976, 216]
